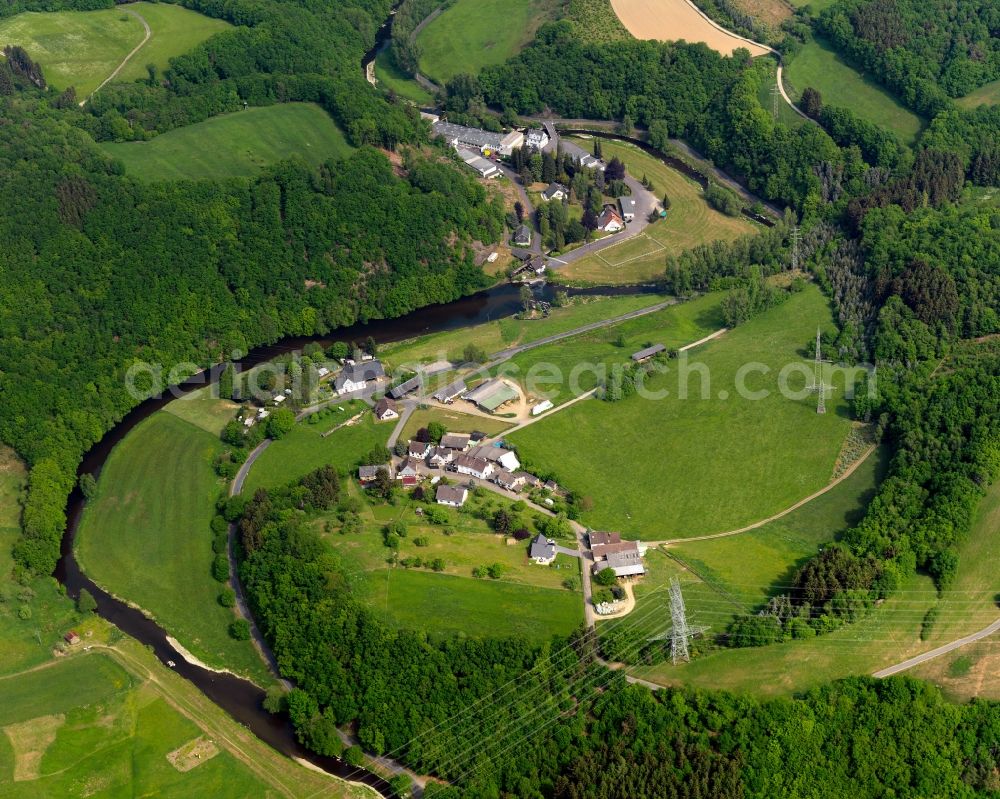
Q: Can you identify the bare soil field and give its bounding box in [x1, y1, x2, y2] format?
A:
[609, 0, 770, 56]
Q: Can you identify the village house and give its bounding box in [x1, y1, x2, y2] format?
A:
[429, 447, 457, 469]
[433, 379, 467, 404]
[358, 464, 390, 483]
[631, 344, 666, 363]
[493, 469, 526, 492]
[541, 182, 568, 202]
[408, 440, 432, 458]
[431, 120, 524, 156]
[529, 533, 556, 565]
[436, 484, 468, 507]
[335, 360, 385, 395]
[589, 531, 622, 559]
[525, 128, 549, 150]
[561, 140, 605, 171]
[597, 206, 625, 233]
[374, 397, 399, 421]
[594, 547, 646, 577]
[513, 223, 532, 248]
[518, 472, 542, 490]
[396, 458, 422, 483]
[389, 375, 422, 400]
[468, 444, 521, 472]
[452, 454, 494, 480]
[512, 256, 547, 280]
[619, 196, 637, 221]
[439, 432, 471, 451]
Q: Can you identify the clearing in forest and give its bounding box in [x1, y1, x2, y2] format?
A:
[608, 0, 770, 56]
[102, 103, 353, 181]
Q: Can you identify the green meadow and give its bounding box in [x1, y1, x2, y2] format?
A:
[957, 77, 1000, 109]
[373, 47, 435, 104]
[75, 411, 270, 684]
[784, 38, 923, 145]
[103, 103, 353, 181]
[509, 286, 855, 539]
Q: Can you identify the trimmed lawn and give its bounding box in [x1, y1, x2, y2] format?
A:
[0, 654, 283, 798]
[495, 292, 724, 407]
[398, 407, 513, 441]
[958, 77, 1000, 109]
[557, 138, 757, 284]
[103, 103, 353, 181]
[784, 38, 923, 145]
[0, 3, 228, 98]
[380, 293, 671, 370]
[242, 401, 388, 493]
[509, 286, 855, 539]
[416, 0, 553, 84]
[373, 47, 435, 104]
[75, 412, 270, 684]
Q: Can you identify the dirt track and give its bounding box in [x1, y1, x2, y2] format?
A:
[610, 0, 770, 56]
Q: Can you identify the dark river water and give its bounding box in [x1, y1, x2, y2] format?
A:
[54, 280, 661, 794]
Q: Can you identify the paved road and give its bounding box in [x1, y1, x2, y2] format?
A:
[386, 401, 416, 448]
[496, 163, 542, 255]
[872, 618, 1000, 678]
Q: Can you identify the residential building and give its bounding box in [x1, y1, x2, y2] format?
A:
[468, 444, 521, 472]
[597, 206, 625, 233]
[594, 547, 645, 577]
[541, 182, 568, 202]
[389, 375, 422, 400]
[560, 140, 605, 171]
[433, 379, 467, 403]
[619, 196, 637, 221]
[631, 344, 666, 362]
[335, 360, 385, 395]
[374, 397, 399, 421]
[440, 432, 471, 451]
[525, 128, 549, 150]
[529, 533, 556, 565]
[513, 224, 532, 247]
[408, 440, 431, 459]
[589, 531, 622, 559]
[452, 454, 494, 480]
[517, 471, 542, 489]
[494, 469, 525, 492]
[436, 484, 468, 507]
[429, 447, 457, 468]
[358, 464, 390, 483]
[396, 458, 422, 481]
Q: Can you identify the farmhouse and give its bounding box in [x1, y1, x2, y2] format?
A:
[589, 531, 622, 558]
[453, 454, 494, 480]
[618, 196, 637, 221]
[457, 147, 499, 179]
[597, 206, 625, 233]
[529, 533, 556, 565]
[389, 375, 422, 399]
[434, 379, 467, 403]
[541, 182, 568, 202]
[440, 432, 471, 451]
[631, 344, 666, 362]
[335, 360, 385, 394]
[468, 444, 521, 472]
[374, 397, 399, 421]
[594, 547, 645, 577]
[436, 484, 468, 507]
[513, 224, 532, 247]
[431, 120, 524, 156]
[525, 128, 549, 150]
[464, 378, 519, 413]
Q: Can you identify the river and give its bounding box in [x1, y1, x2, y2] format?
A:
[54, 280, 661, 795]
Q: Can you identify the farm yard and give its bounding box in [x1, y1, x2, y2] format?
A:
[74, 411, 271, 685]
[555, 138, 759, 284]
[320, 484, 583, 641]
[415, 0, 557, 84]
[102, 103, 353, 181]
[508, 286, 856, 539]
[608, 0, 770, 55]
[0, 2, 229, 99]
[784, 38, 923, 145]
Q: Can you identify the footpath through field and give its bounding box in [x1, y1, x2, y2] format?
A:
[81, 7, 151, 105]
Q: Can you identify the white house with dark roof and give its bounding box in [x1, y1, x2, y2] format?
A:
[468, 445, 520, 472]
[525, 128, 549, 150]
[335, 360, 385, 395]
[529, 533, 556, 565]
[618, 196, 637, 221]
[436, 484, 468, 507]
[408, 440, 431, 458]
[429, 447, 457, 468]
[452, 454, 493, 480]
[374, 397, 399, 421]
[597, 206, 625, 233]
[493, 469, 526, 492]
[433, 379, 467, 404]
[541, 182, 568, 202]
[513, 223, 532, 247]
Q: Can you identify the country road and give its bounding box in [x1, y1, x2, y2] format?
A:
[872, 619, 1000, 678]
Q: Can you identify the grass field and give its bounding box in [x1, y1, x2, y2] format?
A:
[509, 286, 855, 538]
[757, 61, 808, 127]
[242, 401, 388, 494]
[380, 293, 671, 369]
[373, 47, 435, 104]
[0, 3, 228, 98]
[398, 407, 513, 441]
[165, 386, 240, 437]
[556, 138, 757, 284]
[784, 38, 923, 145]
[609, 0, 770, 56]
[495, 292, 724, 407]
[75, 411, 270, 685]
[416, 0, 553, 84]
[957, 77, 1000, 109]
[324, 484, 583, 641]
[103, 103, 353, 181]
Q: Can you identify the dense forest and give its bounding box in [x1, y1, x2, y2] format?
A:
[817, 0, 1000, 115]
[237, 473, 1000, 797]
[0, 0, 505, 576]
